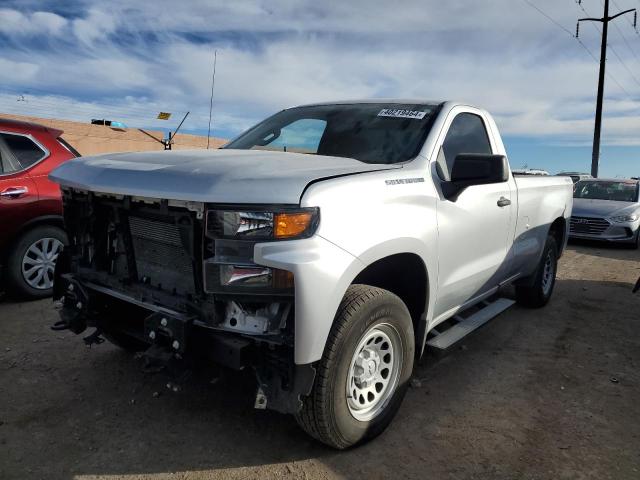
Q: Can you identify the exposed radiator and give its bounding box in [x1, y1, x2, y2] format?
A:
[128, 215, 195, 294]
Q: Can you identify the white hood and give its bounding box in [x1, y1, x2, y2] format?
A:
[49, 149, 401, 204]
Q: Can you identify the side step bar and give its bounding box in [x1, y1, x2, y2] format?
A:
[426, 298, 515, 350]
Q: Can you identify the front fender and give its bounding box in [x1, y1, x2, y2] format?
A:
[254, 235, 365, 364]
[254, 235, 436, 364]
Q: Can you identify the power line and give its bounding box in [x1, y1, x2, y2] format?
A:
[522, 0, 634, 98]
[575, 0, 640, 93]
[523, 0, 576, 36]
[577, 0, 637, 177]
[608, 40, 640, 86]
[611, 15, 640, 63]
[612, 0, 640, 34]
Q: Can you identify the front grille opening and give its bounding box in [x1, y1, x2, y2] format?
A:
[129, 215, 196, 295]
[569, 216, 610, 235]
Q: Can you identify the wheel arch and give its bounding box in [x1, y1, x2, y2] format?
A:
[350, 251, 431, 359]
[548, 216, 567, 257]
[2, 215, 65, 262]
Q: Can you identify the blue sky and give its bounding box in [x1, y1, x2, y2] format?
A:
[1, 0, 640, 177]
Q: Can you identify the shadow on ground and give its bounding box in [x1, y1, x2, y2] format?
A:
[1, 266, 639, 478]
[568, 238, 639, 261]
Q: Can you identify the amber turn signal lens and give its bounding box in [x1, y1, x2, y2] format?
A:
[274, 212, 313, 238]
[273, 268, 295, 289]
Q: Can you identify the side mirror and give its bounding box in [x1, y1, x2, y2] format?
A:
[442, 154, 509, 200]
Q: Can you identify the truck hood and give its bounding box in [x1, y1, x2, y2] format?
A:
[572, 198, 640, 218]
[49, 149, 401, 204]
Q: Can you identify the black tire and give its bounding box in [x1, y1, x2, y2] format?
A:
[6, 225, 68, 299]
[515, 235, 558, 308]
[103, 332, 148, 353]
[295, 285, 415, 449]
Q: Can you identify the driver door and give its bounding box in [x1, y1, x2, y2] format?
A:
[433, 110, 514, 319]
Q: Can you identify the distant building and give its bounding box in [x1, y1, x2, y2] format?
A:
[0, 113, 226, 156]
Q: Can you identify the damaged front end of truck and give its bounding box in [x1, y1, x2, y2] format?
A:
[52, 187, 317, 413]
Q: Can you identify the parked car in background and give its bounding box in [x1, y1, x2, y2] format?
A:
[570, 178, 640, 248]
[0, 118, 79, 298]
[512, 168, 550, 176]
[557, 171, 592, 183]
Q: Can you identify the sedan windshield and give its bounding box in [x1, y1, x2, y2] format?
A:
[574, 181, 639, 202]
[224, 103, 440, 164]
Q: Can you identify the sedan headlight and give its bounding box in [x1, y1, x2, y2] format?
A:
[203, 207, 319, 294]
[610, 214, 639, 223]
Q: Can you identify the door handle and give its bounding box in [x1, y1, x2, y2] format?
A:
[0, 187, 29, 198]
[497, 196, 511, 207]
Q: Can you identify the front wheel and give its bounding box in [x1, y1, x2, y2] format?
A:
[295, 285, 415, 449]
[515, 235, 558, 308]
[6, 225, 67, 299]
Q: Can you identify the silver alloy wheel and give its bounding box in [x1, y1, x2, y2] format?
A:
[346, 323, 403, 422]
[21, 237, 63, 290]
[541, 250, 555, 296]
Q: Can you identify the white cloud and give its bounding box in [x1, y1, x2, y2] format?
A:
[72, 8, 118, 46]
[0, 8, 68, 36]
[0, 59, 39, 82]
[1, 0, 640, 149]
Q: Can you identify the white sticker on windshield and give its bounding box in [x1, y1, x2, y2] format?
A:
[377, 108, 429, 119]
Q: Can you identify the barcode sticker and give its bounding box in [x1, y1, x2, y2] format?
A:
[377, 108, 428, 119]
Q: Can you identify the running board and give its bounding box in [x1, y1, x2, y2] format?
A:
[426, 298, 515, 350]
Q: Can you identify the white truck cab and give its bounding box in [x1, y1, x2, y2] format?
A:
[50, 100, 573, 448]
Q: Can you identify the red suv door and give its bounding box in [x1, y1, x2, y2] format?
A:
[0, 128, 71, 298]
[0, 157, 40, 246]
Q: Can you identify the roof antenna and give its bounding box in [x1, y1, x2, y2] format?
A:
[206, 49, 217, 149]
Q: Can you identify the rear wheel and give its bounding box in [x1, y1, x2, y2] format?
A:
[515, 235, 558, 308]
[6, 225, 67, 299]
[295, 285, 415, 449]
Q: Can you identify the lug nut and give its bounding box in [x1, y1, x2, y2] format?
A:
[149, 331, 156, 340]
[76, 302, 83, 309]
[160, 318, 168, 327]
[68, 284, 74, 292]
[172, 340, 180, 350]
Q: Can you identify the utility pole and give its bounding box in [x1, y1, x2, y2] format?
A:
[578, 0, 637, 178]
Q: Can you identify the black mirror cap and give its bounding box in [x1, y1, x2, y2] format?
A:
[443, 154, 509, 200]
[450, 154, 509, 183]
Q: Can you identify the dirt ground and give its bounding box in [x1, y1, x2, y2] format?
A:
[1, 242, 639, 480]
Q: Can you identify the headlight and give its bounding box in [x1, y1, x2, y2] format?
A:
[203, 206, 318, 294]
[610, 214, 639, 223]
[207, 207, 319, 240]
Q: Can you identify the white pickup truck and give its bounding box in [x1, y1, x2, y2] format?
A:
[50, 100, 573, 448]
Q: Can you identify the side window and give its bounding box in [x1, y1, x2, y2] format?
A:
[0, 132, 47, 170]
[0, 134, 23, 174]
[252, 119, 327, 154]
[437, 113, 492, 180]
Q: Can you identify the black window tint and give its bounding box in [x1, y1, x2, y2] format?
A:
[1, 133, 46, 169]
[438, 113, 492, 180]
[251, 118, 327, 154]
[225, 103, 439, 164]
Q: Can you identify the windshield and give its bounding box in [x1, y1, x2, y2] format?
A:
[224, 103, 440, 164]
[574, 180, 639, 202]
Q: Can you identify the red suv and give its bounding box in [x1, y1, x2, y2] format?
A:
[0, 118, 78, 298]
